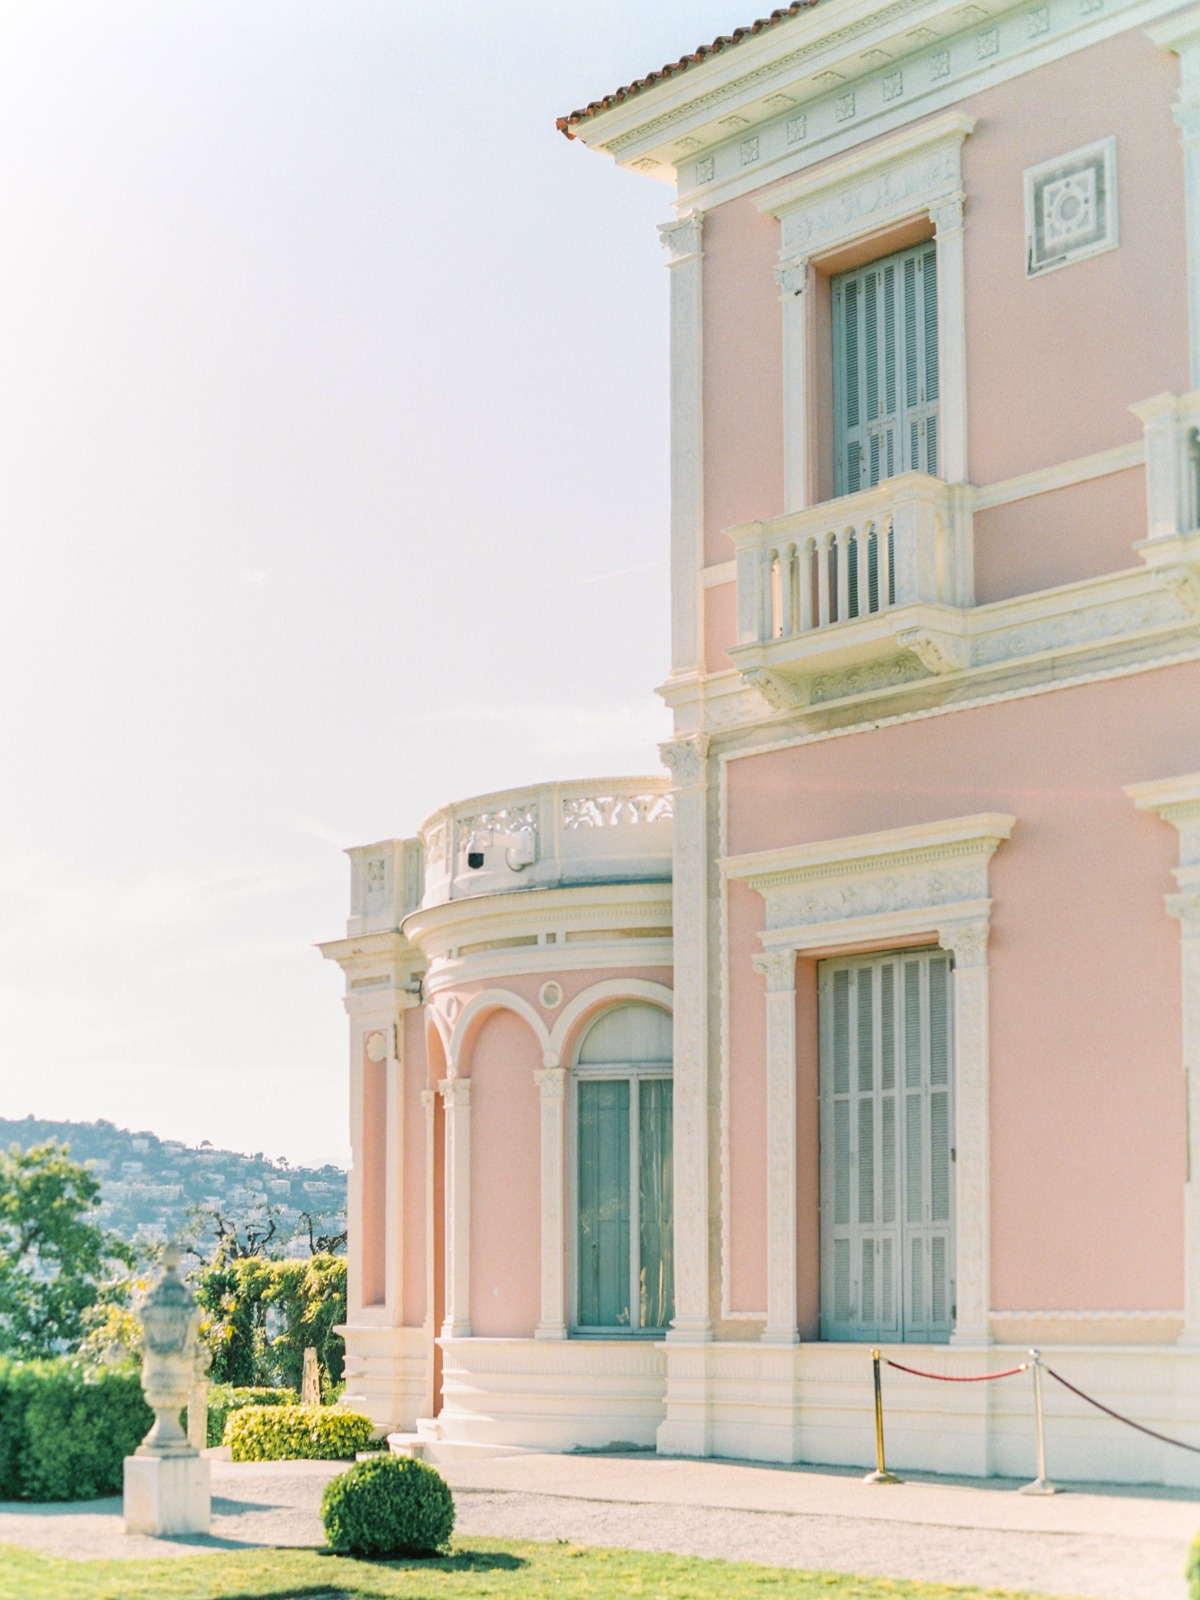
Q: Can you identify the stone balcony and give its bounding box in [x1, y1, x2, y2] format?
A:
[343, 777, 674, 935]
[727, 472, 975, 706]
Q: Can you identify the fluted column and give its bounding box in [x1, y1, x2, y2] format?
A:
[754, 950, 799, 1344]
[534, 1061, 568, 1340]
[940, 917, 991, 1345]
[439, 1077, 472, 1340]
[776, 255, 810, 512]
[930, 192, 968, 483]
[658, 213, 705, 679]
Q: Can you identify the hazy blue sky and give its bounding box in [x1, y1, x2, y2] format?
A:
[0, 2, 743, 1165]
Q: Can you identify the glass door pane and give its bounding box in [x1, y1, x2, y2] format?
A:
[577, 1079, 630, 1327]
[638, 1079, 673, 1329]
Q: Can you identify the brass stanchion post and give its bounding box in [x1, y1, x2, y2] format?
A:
[1019, 1349, 1059, 1495]
[863, 1349, 900, 1484]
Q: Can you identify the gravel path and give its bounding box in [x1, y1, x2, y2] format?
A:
[0, 1455, 1192, 1600]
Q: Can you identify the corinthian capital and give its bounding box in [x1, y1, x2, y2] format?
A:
[439, 1076, 472, 1108]
[658, 211, 703, 264]
[660, 733, 710, 789]
[752, 949, 797, 993]
[939, 918, 989, 969]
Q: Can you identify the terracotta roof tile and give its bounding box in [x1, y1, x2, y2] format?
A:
[556, 4, 821, 139]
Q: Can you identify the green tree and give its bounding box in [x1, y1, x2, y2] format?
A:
[0, 1141, 132, 1358]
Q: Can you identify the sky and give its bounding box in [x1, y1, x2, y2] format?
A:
[0, 1, 745, 1167]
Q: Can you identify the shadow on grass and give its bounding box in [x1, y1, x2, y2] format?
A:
[315, 1547, 527, 1574]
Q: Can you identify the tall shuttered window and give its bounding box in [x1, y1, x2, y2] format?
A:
[819, 949, 954, 1342]
[832, 242, 940, 497]
[573, 1004, 674, 1334]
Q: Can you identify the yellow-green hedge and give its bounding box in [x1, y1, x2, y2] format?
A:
[224, 1403, 372, 1462]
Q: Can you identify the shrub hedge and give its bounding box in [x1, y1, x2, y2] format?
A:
[195, 1255, 346, 1393]
[1189, 1532, 1200, 1599]
[224, 1403, 372, 1462]
[201, 1384, 295, 1449]
[321, 1455, 455, 1557]
[0, 1356, 151, 1501]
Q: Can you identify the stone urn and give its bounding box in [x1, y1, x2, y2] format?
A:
[136, 1242, 202, 1457]
[124, 1241, 212, 1536]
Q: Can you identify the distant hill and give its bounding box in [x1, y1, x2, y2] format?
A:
[0, 1115, 346, 1258]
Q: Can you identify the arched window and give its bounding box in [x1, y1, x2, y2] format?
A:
[572, 1003, 673, 1335]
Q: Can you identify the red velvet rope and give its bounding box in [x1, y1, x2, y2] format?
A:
[1045, 1366, 1200, 1456]
[883, 1358, 1028, 1383]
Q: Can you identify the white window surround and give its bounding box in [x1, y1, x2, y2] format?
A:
[1125, 771, 1200, 1344]
[755, 110, 974, 512]
[1150, 10, 1200, 389]
[723, 811, 1015, 1347]
[568, 1007, 674, 1337]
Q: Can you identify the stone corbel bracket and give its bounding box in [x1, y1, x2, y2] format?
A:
[897, 626, 969, 674]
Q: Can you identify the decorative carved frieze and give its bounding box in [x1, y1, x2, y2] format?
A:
[658, 212, 703, 264]
[562, 793, 673, 829]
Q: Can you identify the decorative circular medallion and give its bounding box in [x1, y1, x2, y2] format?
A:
[365, 1030, 387, 1063]
[539, 981, 564, 1011]
[443, 994, 461, 1022]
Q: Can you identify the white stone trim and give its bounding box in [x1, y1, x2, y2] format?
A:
[534, 1066, 568, 1340]
[439, 1076, 472, 1340]
[547, 977, 675, 1062]
[447, 987, 550, 1077]
[421, 1087, 437, 1420]
[385, 1026, 405, 1321]
[1126, 769, 1200, 1343]
[658, 733, 713, 1454]
[659, 212, 705, 677]
[759, 112, 973, 497]
[725, 812, 1014, 1347]
[1150, 10, 1200, 388]
[751, 949, 800, 1342]
[971, 438, 1145, 511]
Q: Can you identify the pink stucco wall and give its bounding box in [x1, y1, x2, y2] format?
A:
[445, 966, 674, 1338]
[702, 194, 785, 567]
[726, 663, 1198, 1315]
[973, 468, 1147, 605]
[961, 29, 1186, 485]
[360, 1043, 387, 1309]
[402, 1009, 427, 1327]
[467, 1008, 542, 1338]
[696, 29, 1185, 659]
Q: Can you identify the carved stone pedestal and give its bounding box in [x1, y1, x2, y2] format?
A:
[123, 1453, 211, 1536]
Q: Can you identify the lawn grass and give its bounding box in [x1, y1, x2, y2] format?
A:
[0, 1539, 1083, 1600]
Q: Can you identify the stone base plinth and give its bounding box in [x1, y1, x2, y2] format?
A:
[123, 1453, 211, 1536]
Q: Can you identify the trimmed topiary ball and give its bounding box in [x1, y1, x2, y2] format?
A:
[321, 1454, 455, 1558]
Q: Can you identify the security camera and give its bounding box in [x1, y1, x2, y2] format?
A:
[465, 831, 486, 869]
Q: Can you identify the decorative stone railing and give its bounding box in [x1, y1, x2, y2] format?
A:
[727, 474, 974, 703]
[418, 777, 673, 908]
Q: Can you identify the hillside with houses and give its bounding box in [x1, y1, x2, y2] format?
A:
[0, 1116, 346, 1257]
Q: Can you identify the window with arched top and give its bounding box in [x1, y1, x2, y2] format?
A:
[572, 1002, 673, 1336]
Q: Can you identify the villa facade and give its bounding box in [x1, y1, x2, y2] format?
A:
[321, 0, 1200, 1485]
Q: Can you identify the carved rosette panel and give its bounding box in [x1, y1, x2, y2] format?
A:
[458, 803, 538, 843]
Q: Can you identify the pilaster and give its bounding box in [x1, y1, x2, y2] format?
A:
[1127, 772, 1200, 1342]
[534, 1062, 568, 1339]
[939, 917, 992, 1346]
[776, 255, 810, 512]
[659, 213, 705, 679]
[753, 950, 799, 1344]
[930, 192, 968, 484]
[1151, 13, 1200, 388]
[420, 1087, 438, 1419]
[439, 1077, 472, 1340]
[657, 732, 712, 1457]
